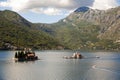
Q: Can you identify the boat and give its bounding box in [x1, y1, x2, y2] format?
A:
[14, 48, 38, 61]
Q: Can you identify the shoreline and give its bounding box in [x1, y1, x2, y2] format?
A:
[0, 49, 120, 52]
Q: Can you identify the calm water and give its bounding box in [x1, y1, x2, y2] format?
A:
[0, 50, 120, 80]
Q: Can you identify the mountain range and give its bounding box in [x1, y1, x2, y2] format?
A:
[0, 6, 120, 50]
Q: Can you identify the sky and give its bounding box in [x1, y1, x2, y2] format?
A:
[0, 0, 120, 23]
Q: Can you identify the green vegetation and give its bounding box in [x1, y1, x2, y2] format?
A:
[0, 10, 62, 50]
[0, 7, 120, 51]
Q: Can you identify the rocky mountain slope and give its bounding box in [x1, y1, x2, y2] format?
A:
[36, 6, 120, 50]
[66, 6, 120, 41]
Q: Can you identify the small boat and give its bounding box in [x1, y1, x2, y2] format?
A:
[14, 49, 39, 62]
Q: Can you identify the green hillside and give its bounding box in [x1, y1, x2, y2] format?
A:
[0, 10, 62, 50]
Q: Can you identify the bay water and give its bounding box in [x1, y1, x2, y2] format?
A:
[0, 50, 120, 80]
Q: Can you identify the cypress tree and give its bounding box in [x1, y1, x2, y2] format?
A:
[15, 52, 18, 58]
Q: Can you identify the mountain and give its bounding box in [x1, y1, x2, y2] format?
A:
[74, 6, 90, 12]
[0, 10, 63, 50]
[0, 6, 120, 50]
[69, 6, 120, 40]
[37, 6, 120, 50]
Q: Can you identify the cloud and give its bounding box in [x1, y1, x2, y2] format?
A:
[92, 0, 119, 10]
[31, 8, 63, 15]
[0, 0, 119, 15]
[0, 0, 94, 15]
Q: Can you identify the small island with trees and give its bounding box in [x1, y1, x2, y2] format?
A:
[14, 48, 38, 62]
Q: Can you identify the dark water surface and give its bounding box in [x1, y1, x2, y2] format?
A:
[0, 50, 120, 80]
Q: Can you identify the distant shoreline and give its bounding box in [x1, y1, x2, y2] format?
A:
[0, 49, 119, 52]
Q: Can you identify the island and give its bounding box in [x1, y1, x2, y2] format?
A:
[14, 48, 38, 61]
[63, 52, 83, 59]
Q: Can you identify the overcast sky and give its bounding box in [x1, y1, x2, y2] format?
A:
[0, 0, 120, 23]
